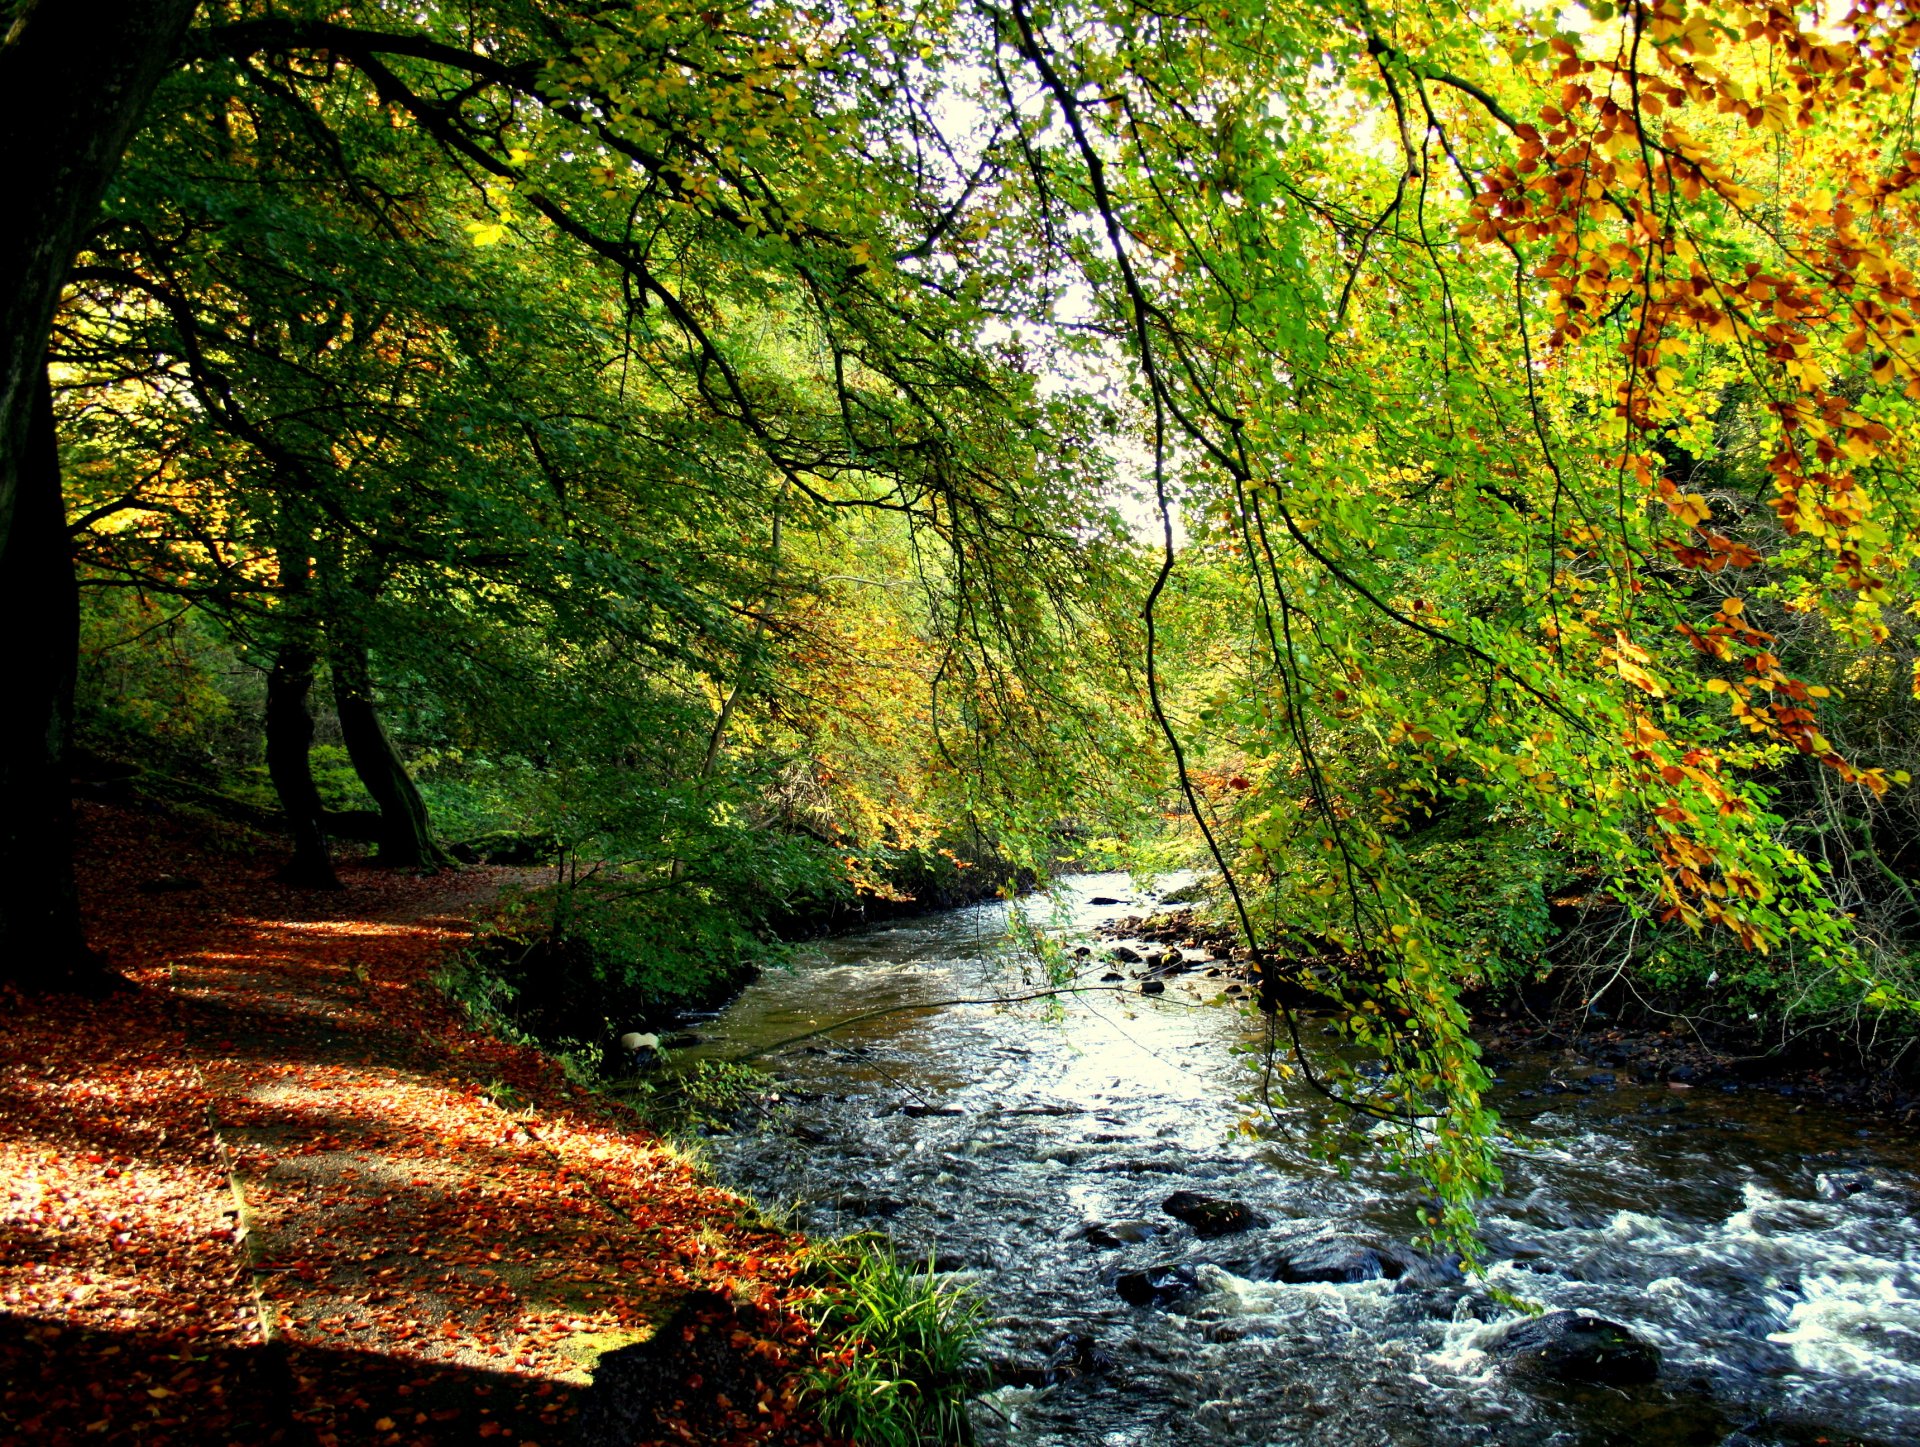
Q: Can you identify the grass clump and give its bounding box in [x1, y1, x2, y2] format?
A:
[803, 1235, 983, 1446]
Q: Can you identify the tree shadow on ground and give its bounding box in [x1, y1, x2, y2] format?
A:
[0, 1312, 582, 1445]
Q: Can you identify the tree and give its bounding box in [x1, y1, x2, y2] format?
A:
[50, 0, 1132, 939]
[0, 0, 200, 986]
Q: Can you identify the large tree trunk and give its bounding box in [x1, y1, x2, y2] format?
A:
[330, 632, 449, 871]
[267, 525, 338, 889]
[0, 371, 89, 982]
[0, 0, 200, 988]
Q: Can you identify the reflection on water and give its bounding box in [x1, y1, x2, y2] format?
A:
[683, 874, 1920, 1446]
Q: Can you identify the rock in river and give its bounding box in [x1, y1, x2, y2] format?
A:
[1264, 1238, 1404, 1284]
[1162, 1190, 1270, 1238]
[1115, 1263, 1199, 1308]
[1490, 1310, 1661, 1386]
[1085, 1219, 1162, 1249]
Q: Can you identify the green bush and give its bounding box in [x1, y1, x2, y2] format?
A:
[803, 1237, 982, 1447]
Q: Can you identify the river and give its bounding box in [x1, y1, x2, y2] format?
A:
[679, 873, 1920, 1446]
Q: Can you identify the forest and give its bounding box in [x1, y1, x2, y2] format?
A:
[6, 1, 1920, 1444]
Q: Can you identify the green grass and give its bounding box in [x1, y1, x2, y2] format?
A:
[803, 1235, 983, 1446]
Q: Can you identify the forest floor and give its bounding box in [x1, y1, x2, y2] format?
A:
[0, 798, 842, 1447]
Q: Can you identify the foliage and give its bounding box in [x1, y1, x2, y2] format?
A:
[802, 1236, 983, 1447]
[34, 0, 1920, 1235]
[878, 0, 1920, 1229]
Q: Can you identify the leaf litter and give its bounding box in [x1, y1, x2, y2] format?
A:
[1, 800, 848, 1445]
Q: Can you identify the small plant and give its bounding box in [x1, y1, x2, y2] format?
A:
[803, 1236, 983, 1447]
[480, 1077, 527, 1112]
[618, 1056, 772, 1133]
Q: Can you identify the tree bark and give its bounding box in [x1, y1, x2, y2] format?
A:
[0, 370, 90, 983]
[331, 632, 449, 870]
[266, 524, 338, 889]
[266, 641, 339, 889]
[0, 0, 199, 987]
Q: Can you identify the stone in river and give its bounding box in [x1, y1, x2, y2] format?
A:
[1162, 1190, 1270, 1238]
[1085, 1219, 1161, 1249]
[1110, 945, 1143, 963]
[1140, 980, 1166, 995]
[1041, 1332, 1111, 1380]
[1114, 1262, 1198, 1308]
[1490, 1310, 1661, 1386]
[1088, 896, 1128, 906]
[1265, 1238, 1404, 1284]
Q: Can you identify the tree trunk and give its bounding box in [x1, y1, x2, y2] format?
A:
[0, 370, 92, 983]
[331, 633, 448, 870]
[0, 0, 199, 988]
[265, 639, 338, 889]
[267, 524, 338, 889]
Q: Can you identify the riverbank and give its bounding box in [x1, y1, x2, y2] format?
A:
[0, 797, 845, 1446]
[1096, 903, 1920, 1128]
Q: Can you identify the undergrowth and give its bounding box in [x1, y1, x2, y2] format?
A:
[802, 1235, 983, 1447]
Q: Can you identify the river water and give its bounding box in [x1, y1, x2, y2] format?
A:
[681, 874, 1920, 1446]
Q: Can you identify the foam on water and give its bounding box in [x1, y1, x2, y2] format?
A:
[688, 873, 1920, 1445]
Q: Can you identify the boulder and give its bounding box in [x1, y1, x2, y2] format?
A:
[1110, 945, 1143, 963]
[1140, 980, 1166, 996]
[1162, 1190, 1269, 1238]
[1491, 1311, 1660, 1386]
[1114, 1262, 1198, 1308]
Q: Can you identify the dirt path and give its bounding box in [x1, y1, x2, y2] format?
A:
[1, 801, 835, 1446]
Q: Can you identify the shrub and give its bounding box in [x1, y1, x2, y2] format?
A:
[803, 1237, 982, 1447]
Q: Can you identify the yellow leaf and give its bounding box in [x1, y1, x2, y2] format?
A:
[1664, 492, 1711, 526]
[1616, 659, 1666, 696]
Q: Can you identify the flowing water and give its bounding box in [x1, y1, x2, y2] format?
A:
[679, 875, 1920, 1446]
